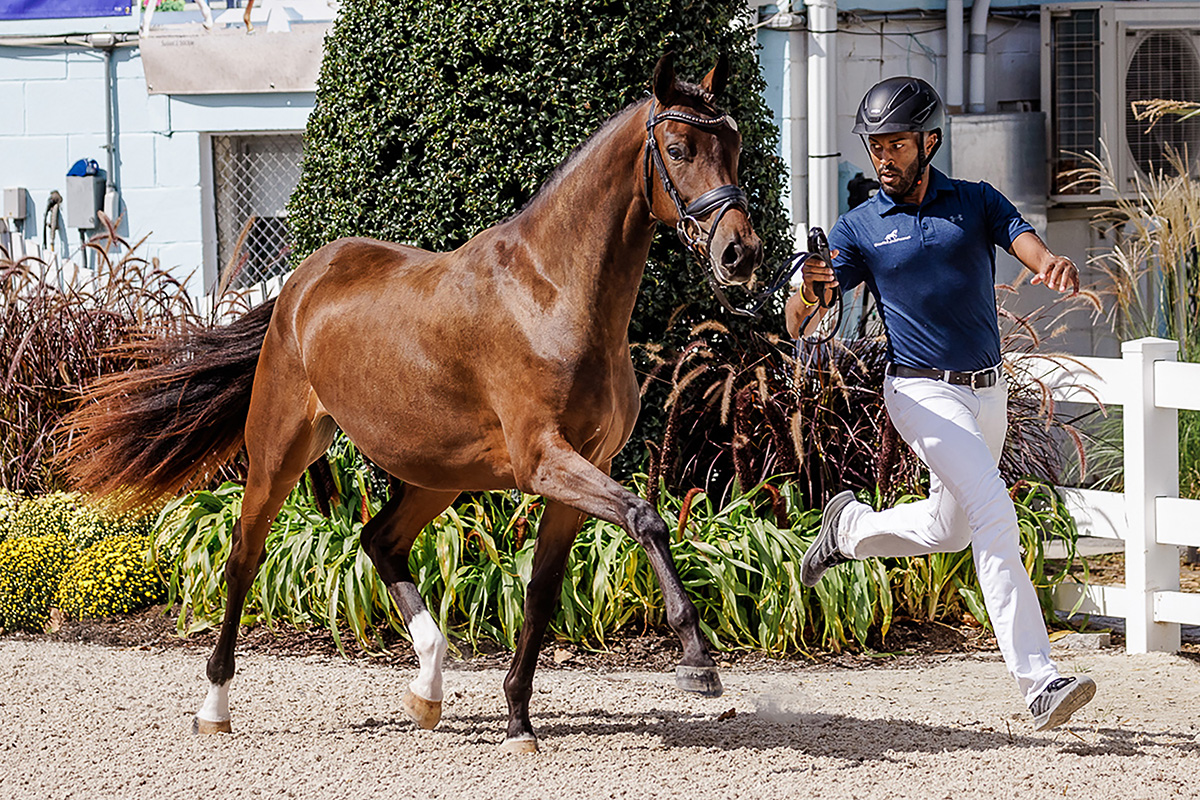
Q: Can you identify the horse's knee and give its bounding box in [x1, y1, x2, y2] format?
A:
[624, 499, 669, 547]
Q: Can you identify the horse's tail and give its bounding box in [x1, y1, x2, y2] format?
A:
[59, 299, 277, 510]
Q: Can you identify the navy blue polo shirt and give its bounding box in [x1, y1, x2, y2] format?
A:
[828, 168, 1034, 373]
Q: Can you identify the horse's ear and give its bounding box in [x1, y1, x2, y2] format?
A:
[700, 54, 729, 99]
[653, 52, 677, 104]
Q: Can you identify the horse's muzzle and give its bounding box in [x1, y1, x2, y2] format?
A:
[712, 227, 763, 286]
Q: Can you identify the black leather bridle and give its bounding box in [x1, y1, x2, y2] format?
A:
[642, 99, 749, 266]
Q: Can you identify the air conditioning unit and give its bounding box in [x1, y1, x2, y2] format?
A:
[1041, 2, 1200, 202]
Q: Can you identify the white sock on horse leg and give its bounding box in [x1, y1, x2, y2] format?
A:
[197, 680, 231, 723]
[408, 610, 446, 702]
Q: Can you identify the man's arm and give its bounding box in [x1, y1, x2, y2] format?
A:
[1009, 230, 1080, 296]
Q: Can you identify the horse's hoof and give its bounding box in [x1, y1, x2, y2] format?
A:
[192, 716, 232, 735]
[499, 735, 539, 755]
[402, 688, 442, 730]
[676, 664, 724, 697]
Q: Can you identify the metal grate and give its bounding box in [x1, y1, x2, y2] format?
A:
[1125, 32, 1200, 180]
[1050, 10, 1101, 195]
[212, 133, 303, 288]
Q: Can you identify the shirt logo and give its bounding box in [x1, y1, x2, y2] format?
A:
[873, 229, 913, 248]
[949, 214, 964, 223]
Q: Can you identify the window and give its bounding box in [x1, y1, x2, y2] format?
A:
[211, 133, 303, 288]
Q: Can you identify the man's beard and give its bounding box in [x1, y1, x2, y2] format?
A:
[877, 158, 922, 200]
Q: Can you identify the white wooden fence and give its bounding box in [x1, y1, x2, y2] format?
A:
[1032, 337, 1200, 654]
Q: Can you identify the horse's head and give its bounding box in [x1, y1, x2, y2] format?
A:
[644, 53, 764, 286]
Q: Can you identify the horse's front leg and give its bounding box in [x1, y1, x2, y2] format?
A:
[501, 501, 585, 753]
[515, 438, 721, 697]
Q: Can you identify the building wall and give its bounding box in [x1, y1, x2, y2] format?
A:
[0, 38, 314, 296]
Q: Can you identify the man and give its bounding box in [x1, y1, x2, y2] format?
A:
[787, 76, 1096, 732]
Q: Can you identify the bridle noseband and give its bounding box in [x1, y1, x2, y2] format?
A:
[642, 99, 749, 265]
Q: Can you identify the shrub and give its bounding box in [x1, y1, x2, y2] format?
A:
[0, 490, 20, 542]
[55, 534, 167, 620]
[7, 491, 153, 549]
[0, 534, 71, 631]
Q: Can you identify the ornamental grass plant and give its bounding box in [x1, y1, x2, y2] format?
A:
[0, 216, 196, 495]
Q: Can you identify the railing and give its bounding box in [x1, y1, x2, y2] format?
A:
[1030, 337, 1200, 654]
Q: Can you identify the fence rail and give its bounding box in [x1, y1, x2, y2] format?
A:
[1032, 337, 1200, 653]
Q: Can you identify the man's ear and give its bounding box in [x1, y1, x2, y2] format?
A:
[653, 52, 677, 105]
[925, 130, 940, 150]
[700, 54, 729, 99]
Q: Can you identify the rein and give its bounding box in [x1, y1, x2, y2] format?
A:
[642, 99, 830, 323]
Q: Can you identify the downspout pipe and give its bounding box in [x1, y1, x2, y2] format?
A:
[946, 0, 964, 115]
[805, 0, 838, 235]
[968, 0, 991, 113]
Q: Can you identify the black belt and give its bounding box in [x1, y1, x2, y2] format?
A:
[886, 363, 999, 389]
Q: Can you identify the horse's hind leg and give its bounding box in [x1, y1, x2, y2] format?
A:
[360, 483, 459, 730]
[195, 355, 333, 733]
[501, 500, 586, 753]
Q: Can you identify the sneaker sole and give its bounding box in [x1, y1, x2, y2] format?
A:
[1034, 678, 1097, 731]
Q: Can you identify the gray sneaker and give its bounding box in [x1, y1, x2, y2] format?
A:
[1029, 675, 1096, 731]
[800, 490, 856, 587]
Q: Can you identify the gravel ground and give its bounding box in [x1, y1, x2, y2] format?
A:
[3, 639, 1199, 799]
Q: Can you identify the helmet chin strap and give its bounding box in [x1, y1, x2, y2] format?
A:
[914, 130, 941, 186]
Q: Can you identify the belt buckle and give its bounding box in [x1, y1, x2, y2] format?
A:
[970, 368, 990, 390]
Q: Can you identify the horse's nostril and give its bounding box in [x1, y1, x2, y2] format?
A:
[722, 241, 742, 267]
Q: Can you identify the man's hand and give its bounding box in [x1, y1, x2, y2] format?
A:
[1011, 232, 1080, 297]
[799, 249, 840, 306]
[785, 249, 839, 338]
[1030, 254, 1080, 296]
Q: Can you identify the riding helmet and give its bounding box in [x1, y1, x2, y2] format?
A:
[851, 77, 944, 135]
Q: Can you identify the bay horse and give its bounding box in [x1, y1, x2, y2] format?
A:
[62, 54, 762, 753]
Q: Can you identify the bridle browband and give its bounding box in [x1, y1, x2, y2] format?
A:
[642, 98, 749, 265]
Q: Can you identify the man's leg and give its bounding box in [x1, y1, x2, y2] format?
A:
[837, 375, 1059, 703]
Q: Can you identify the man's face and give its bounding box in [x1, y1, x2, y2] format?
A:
[866, 132, 935, 200]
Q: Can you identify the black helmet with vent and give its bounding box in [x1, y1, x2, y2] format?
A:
[853, 77, 945, 183]
[852, 77, 944, 135]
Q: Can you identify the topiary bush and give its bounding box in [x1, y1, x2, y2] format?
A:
[287, 0, 792, 476]
[0, 534, 72, 631]
[55, 534, 167, 620]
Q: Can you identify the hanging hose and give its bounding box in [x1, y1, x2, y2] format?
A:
[42, 191, 63, 252]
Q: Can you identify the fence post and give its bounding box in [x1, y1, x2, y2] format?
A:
[1122, 337, 1180, 653]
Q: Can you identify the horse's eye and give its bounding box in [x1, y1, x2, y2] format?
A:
[667, 145, 685, 161]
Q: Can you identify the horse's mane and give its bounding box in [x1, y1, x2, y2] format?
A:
[519, 82, 725, 215]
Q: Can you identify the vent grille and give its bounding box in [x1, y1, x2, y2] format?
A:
[1124, 32, 1200, 180]
[212, 133, 304, 288]
[1050, 9, 1101, 195]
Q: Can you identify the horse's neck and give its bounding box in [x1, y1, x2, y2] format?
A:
[515, 103, 656, 335]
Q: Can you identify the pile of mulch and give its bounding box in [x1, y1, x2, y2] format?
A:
[3, 603, 1011, 675]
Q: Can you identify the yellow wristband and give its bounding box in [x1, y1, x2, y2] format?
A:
[798, 287, 818, 306]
